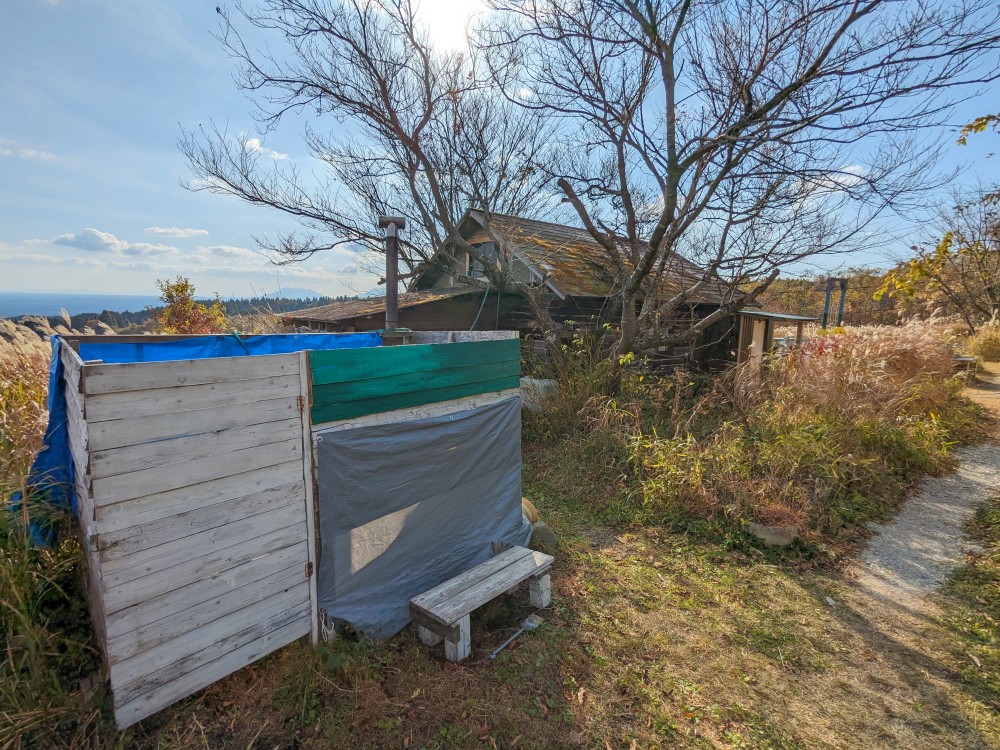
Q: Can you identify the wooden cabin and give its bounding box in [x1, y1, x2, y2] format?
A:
[287, 211, 812, 367]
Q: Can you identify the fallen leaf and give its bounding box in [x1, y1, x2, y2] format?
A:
[511, 734, 523, 748]
[969, 652, 983, 668]
[568, 730, 584, 745]
[577, 687, 586, 704]
[410, 688, 421, 700]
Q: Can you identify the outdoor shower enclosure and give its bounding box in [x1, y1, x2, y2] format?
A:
[51, 330, 523, 729]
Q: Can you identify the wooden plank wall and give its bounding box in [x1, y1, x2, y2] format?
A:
[75, 352, 315, 730]
[310, 338, 521, 424]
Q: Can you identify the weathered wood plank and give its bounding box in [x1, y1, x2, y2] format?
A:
[105, 546, 307, 657]
[312, 375, 520, 424]
[95, 460, 303, 534]
[66, 397, 90, 482]
[113, 617, 308, 730]
[100, 494, 303, 581]
[83, 353, 299, 395]
[91, 439, 302, 506]
[298, 350, 319, 645]
[409, 331, 518, 344]
[97, 480, 303, 561]
[111, 586, 309, 701]
[60, 342, 84, 380]
[410, 547, 533, 612]
[88, 395, 300, 452]
[90, 417, 302, 480]
[84, 373, 300, 423]
[64, 386, 86, 429]
[102, 520, 306, 615]
[411, 548, 553, 627]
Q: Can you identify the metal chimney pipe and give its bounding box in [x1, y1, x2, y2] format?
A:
[378, 216, 406, 331]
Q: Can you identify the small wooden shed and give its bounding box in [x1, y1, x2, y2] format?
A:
[52, 331, 522, 729]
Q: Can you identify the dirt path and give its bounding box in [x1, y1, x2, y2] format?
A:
[854, 443, 999, 607]
[854, 361, 1000, 610]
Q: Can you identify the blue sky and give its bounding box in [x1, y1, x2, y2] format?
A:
[0, 0, 996, 297]
[0, 0, 384, 297]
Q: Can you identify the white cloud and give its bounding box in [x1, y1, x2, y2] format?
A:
[145, 226, 209, 238]
[243, 136, 288, 160]
[0, 136, 55, 161]
[52, 228, 177, 256]
[204, 244, 259, 259]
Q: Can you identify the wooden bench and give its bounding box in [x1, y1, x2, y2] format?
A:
[409, 546, 554, 661]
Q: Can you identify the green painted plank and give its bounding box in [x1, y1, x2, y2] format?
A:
[309, 339, 520, 386]
[311, 375, 520, 424]
[311, 359, 520, 408]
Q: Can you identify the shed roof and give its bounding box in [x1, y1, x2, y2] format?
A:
[420, 210, 728, 305]
[287, 287, 481, 324]
[738, 309, 818, 322]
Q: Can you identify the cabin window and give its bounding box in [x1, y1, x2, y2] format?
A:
[469, 242, 497, 279]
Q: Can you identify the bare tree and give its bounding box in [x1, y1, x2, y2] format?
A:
[878, 187, 1000, 332]
[481, 0, 1000, 354]
[180, 0, 559, 285]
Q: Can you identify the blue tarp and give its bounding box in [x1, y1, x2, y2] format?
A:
[77, 332, 380, 364]
[18, 332, 381, 517]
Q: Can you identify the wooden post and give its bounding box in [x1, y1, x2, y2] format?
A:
[444, 614, 471, 661]
[795, 321, 804, 346]
[528, 573, 552, 608]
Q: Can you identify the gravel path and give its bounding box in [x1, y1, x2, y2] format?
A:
[854, 443, 1000, 608]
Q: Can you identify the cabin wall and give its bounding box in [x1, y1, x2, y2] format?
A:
[294, 294, 531, 334]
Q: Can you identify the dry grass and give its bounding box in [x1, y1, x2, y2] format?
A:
[0, 340, 50, 492]
[534, 323, 984, 537]
[0, 338, 107, 749]
[969, 324, 1000, 361]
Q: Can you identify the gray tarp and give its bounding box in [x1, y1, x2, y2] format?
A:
[314, 396, 531, 639]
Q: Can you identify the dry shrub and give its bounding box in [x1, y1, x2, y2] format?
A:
[532, 323, 982, 540]
[0, 340, 50, 491]
[227, 310, 286, 333]
[968, 323, 1000, 361]
[0, 338, 106, 747]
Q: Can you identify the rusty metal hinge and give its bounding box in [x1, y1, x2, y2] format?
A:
[305, 561, 314, 578]
[296, 395, 306, 413]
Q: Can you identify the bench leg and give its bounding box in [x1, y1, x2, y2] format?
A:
[529, 573, 551, 608]
[418, 626, 443, 647]
[444, 614, 471, 662]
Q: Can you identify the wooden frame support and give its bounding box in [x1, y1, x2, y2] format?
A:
[528, 573, 552, 608]
[444, 615, 471, 662]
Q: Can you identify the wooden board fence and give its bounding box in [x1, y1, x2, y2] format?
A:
[64, 348, 318, 730]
